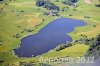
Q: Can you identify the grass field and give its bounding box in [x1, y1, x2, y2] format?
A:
[0, 0, 100, 66]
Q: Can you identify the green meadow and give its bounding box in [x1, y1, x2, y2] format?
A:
[0, 0, 100, 66]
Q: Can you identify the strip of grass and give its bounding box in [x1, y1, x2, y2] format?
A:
[41, 44, 89, 58]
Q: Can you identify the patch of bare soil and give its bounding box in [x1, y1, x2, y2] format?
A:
[84, 0, 92, 4]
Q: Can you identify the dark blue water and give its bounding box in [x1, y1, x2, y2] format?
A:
[14, 18, 86, 57]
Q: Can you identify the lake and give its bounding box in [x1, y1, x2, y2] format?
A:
[14, 18, 87, 57]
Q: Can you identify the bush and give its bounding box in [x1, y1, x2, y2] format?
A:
[44, 12, 49, 15]
[55, 0, 59, 2]
[84, 16, 90, 18]
[62, 7, 67, 12]
[93, 24, 96, 27]
[55, 42, 72, 51]
[62, 0, 78, 6]
[36, 0, 45, 7]
[69, 14, 73, 16]
[95, 4, 100, 7]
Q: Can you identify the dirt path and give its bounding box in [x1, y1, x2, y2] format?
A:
[84, 0, 92, 4]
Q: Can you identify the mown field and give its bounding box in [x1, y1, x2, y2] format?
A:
[0, 0, 100, 66]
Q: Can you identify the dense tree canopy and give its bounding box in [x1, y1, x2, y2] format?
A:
[36, 0, 60, 11]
